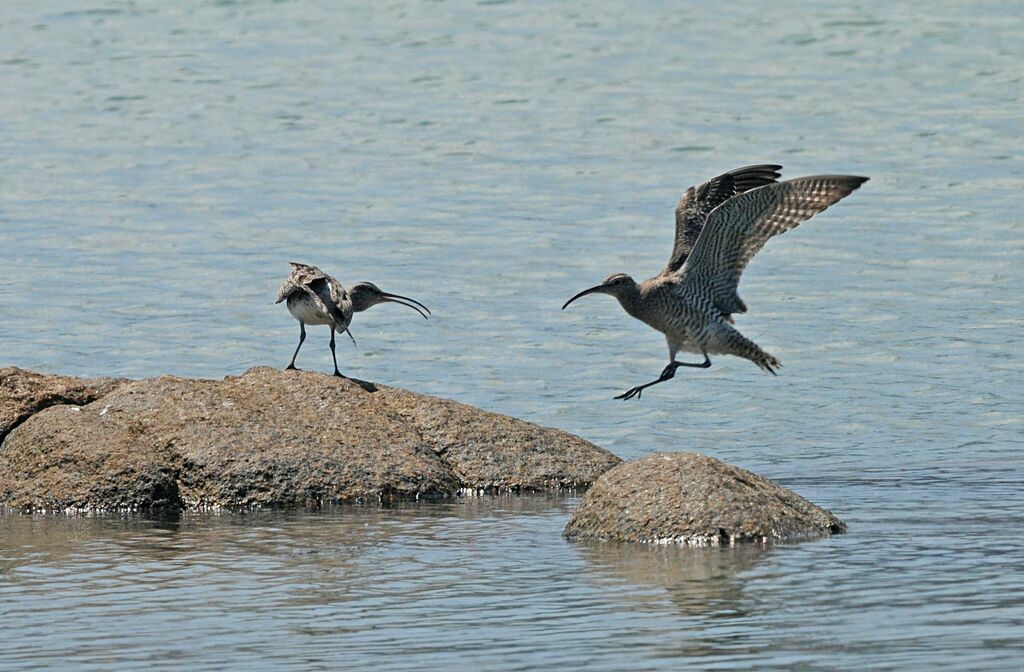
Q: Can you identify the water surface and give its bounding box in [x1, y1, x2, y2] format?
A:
[1, 0, 1023, 669]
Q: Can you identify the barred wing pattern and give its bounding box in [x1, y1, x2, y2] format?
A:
[681, 175, 869, 315]
[665, 164, 783, 274]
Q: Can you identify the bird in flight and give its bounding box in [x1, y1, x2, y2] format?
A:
[562, 165, 868, 400]
[276, 262, 429, 377]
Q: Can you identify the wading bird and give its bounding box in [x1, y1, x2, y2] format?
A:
[276, 262, 429, 377]
[562, 165, 868, 400]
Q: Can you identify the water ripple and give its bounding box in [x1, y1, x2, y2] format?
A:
[2, 0, 1024, 668]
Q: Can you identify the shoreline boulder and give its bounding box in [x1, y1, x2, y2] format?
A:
[0, 367, 621, 513]
[564, 452, 846, 545]
[0, 367, 125, 442]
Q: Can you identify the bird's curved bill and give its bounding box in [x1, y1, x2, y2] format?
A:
[382, 292, 430, 319]
[561, 285, 604, 310]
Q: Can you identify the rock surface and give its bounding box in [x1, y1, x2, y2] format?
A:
[0, 367, 621, 512]
[0, 367, 125, 442]
[563, 452, 846, 545]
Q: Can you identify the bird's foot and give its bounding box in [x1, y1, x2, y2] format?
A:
[285, 364, 300, 371]
[333, 370, 346, 379]
[615, 386, 644, 401]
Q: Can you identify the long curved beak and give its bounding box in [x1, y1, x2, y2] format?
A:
[561, 284, 605, 310]
[381, 292, 430, 319]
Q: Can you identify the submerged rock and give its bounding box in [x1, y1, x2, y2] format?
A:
[0, 367, 620, 513]
[563, 452, 846, 545]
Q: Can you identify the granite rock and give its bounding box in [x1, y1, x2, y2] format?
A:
[563, 452, 846, 545]
[0, 367, 621, 512]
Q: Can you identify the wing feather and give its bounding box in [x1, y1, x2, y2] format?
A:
[665, 164, 783, 274]
[680, 175, 869, 314]
[275, 262, 351, 326]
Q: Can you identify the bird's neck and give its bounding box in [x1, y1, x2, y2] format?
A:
[614, 284, 645, 319]
[350, 295, 371, 313]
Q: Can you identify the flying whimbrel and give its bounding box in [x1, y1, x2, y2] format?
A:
[562, 165, 868, 400]
[276, 262, 429, 377]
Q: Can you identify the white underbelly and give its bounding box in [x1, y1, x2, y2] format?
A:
[674, 339, 704, 354]
[287, 293, 335, 326]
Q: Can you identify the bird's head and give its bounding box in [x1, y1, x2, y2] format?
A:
[561, 272, 638, 310]
[349, 282, 430, 318]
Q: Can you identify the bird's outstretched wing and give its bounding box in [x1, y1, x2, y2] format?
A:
[276, 262, 351, 326]
[664, 164, 783, 274]
[680, 175, 868, 315]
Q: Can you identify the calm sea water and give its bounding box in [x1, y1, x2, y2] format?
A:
[1, 0, 1022, 669]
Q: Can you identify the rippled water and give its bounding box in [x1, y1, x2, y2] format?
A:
[1, 0, 1023, 669]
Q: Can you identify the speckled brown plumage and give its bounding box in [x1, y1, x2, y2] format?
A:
[276, 262, 353, 330]
[276, 262, 430, 377]
[562, 167, 869, 399]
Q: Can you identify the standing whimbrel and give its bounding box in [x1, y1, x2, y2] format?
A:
[276, 262, 429, 377]
[562, 165, 868, 400]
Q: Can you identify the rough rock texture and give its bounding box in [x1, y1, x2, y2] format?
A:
[0, 367, 620, 513]
[563, 452, 846, 545]
[0, 367, 126, 442]
[376, 386, 612, 492]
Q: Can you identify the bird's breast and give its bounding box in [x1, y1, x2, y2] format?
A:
[637, 291, 710, 343]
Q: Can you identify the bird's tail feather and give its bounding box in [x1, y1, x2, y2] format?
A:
[752, 350, 781, 376]
[721, 326, 782, 375]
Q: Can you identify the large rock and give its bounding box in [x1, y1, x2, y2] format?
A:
[563, 452, 846, 545]
[0, 367, 125, 442]
[0, 367, 621, 512]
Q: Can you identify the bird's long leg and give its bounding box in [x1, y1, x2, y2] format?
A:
[329, 327, 344, 378]
[286, 322, 306, 370]
[615, 354, 711, 401]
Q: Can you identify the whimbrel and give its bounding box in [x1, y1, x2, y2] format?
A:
[276, 262, 429, 377]
[562, 165, 868, 400]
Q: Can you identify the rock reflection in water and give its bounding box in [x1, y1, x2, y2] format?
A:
[572, 540, 772, 617]
[0, 495, 576, 574]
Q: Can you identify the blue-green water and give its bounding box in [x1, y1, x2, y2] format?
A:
[1, 1, 1022, 669]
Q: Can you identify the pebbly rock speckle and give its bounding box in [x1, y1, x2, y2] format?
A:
[0, 367, 126, 442]
[0, 367, 620, 513]
[563, 452, 846, 545]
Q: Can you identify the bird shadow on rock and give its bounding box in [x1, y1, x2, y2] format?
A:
[343, 377, 378, 393]
[283, 369, 378, 393]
